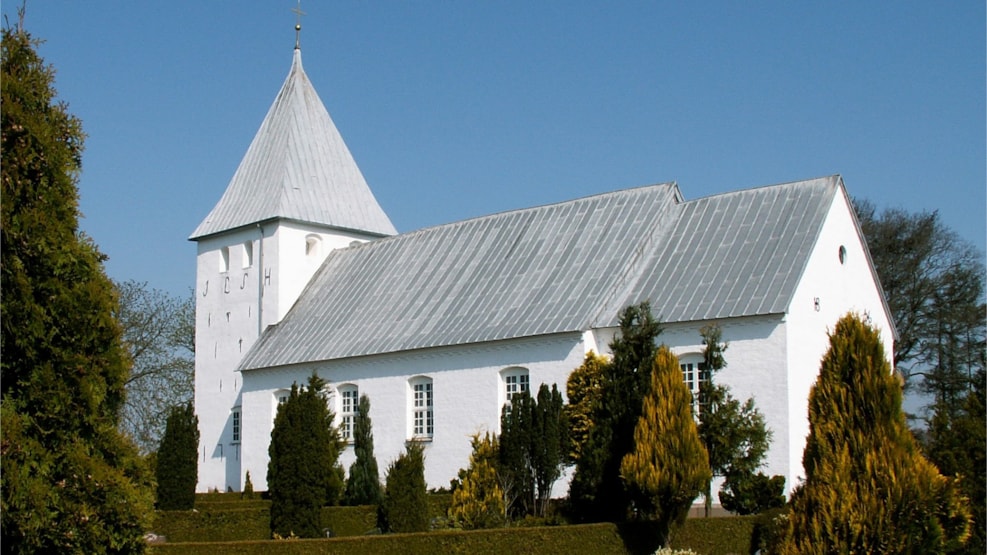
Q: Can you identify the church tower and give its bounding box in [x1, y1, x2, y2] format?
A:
[189, 43, 395, 492]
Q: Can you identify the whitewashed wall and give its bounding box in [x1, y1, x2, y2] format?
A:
[784, 189, 895, 487]
[194, 221, 381, 492]
[239, 333, 586, 492]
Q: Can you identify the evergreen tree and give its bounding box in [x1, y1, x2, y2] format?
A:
[565, 351, 607, 463]
[344, 394, 382, 506]
[378, 441, 429, 533]
[718, 472, 785, 515]
[1, 20, 153, 553]
[779, 313, 971, 553]
[531, 383, 567, 517]
[155, 402, 199, 510]
[448, 432, 506, 529]
[696, 324, 772, 517]
[267, 373, 345, 538]
[620, 345, 710, 547]
[242, 471, 254, 500]
[499, 389, 535, 518]
[925, 369, 986, 554]
[569, 302, 662, 521]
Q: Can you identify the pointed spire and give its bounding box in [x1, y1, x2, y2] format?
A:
[190, 49, 396, 240]
[292, 1, 305, 50]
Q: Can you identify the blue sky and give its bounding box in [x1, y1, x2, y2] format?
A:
[7, 2, 985, 299]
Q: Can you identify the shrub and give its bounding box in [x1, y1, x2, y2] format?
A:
[378, 441, 428, 533]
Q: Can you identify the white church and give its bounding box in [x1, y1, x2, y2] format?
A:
[190, 44, 895, 500]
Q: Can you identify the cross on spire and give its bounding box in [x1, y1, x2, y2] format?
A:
[292, 1, 306, 50]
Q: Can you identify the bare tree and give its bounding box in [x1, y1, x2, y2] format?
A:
[114, 280, 194, 453]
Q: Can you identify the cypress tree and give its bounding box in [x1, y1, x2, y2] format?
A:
[378, 441, 429, 533]
[531, 383, 567, 517]
[267, 373, 345, 538]
[621, 345, 710, 547]
[155, 402, 199, 510]
[779, 313, 972, 553]
[499, 389, 535, 518]
[344, 394, 382, 506]
[1, 20, 153, 553]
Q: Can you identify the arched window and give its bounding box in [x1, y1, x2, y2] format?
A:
[219, 246, 230, 273]
[501, 367, 530, 406]
[305, 234, 322, 258]
[338, 384, 358, 443]
[678, 353, 708, 416]
[409, 376, 434, 440]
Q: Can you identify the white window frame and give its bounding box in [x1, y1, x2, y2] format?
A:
[409, 377, 434, 440]
[338, 384, 358, 443]
[501, 367, 530, 406]
[679, 354, 709, 416]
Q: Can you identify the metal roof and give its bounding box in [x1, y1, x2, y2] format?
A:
[190, 49, 396, 240]
[239, 176, 842, 371]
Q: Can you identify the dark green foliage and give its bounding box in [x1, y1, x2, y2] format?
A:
[925, 370, 986, 554]
[569, 302, 662, 521]
[780, 313, 972, 553]
[532, 384, 568, 516]
[499, 389, 535, 517]
[156, 402, 199, 510]
[718, 472, 785, 515]
[344, 394, 382, 506]
[115, 280, 194, 454]
[854, 200, 985, 416]
[267, 373, 345, 538]
[696, 324, 772, 518]
[0, 21, 154, 553]
[499, 384, 568, 519]
[378, 441, 429, 533]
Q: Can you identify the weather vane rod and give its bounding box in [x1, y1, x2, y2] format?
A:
[292, 1, 306, 50]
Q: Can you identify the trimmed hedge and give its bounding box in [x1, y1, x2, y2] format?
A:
[149, 523, 629, 555]
[151, 494, 754, 554]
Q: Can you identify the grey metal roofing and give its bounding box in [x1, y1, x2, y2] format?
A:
[239, 175, 843, 371]
[190, 49, 396, 240]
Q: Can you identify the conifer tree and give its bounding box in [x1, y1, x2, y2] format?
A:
[344, 394, 382, 506]
[695, 324, 772, 517]
[499, 389, 535, 518]
[378, 441, 429, 533]
[155, 402, 199, 510]
[267, 373, 345, 538]
[779, 313, 971, 553]
[569, 302, 662, 521]
[449, 432, 506, 529]
[1, 20, 153, 553]
[531, 383, 567, 516]
[621, 345, 710, 547]
[565, 351, 607, 463]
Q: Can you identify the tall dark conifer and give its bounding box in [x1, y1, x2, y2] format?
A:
[155, 402, 199, 510]
[344, 394, 382, 506]
[1, 20, 153, 553]
[267, 373, 345, 538]
[569, 302, 662, 521]
[378, 441, 429, 533]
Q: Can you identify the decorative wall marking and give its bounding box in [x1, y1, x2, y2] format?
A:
[202, 280, 209, 296]
[220, 379, 223, 392]
[241, 273, 248, 289]
[226, 312, 231, 322]
[224, 276, 230, 294]
[239, 338, 243, 352]
[814, 297, 821, 312]
[208, 313, 211, 327]
[214, 343, 218, 358]
[264, 267, 272, 286]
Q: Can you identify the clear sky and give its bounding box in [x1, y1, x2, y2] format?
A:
[6, 1, 985, 299]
